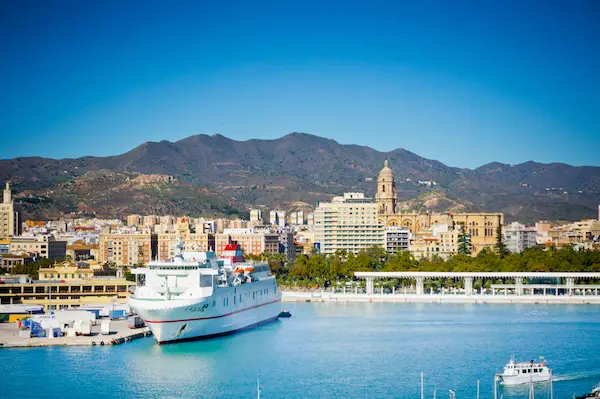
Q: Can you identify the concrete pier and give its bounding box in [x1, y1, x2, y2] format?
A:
[281, 291, 600, 304]
[0, 319, 151, 348]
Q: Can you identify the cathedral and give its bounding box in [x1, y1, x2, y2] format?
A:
[374, 161, 504, 254]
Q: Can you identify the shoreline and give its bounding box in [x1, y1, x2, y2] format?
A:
[281, 291, 600, 304]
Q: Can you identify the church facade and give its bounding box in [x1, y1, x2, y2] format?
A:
[375, 161, 503, 255]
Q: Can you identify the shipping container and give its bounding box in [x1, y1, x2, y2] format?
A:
[128, 315, 145, 329]
[101, 320, 111, 335]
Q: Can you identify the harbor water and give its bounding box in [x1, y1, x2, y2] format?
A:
[1, 303, 599, 398]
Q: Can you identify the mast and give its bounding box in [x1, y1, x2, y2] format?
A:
[494, 375, 498, 399]
[421, 371, 424, 399]
[528, 373, 534, 399]
[477, 379, 480, 399]
[549, 369, 553, 399]
[257, 378, 261, 399]
[433, 385, 436, 399]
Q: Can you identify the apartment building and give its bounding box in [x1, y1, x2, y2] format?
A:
[9, 235, 67, 260]
[314, 193, 384, 254]
[157, 232, 215, 260]
[504, 222, 538, 253]
[385, 227, 411, 254]
[98, 233, 157, 266]
[215, 231, 279, 256]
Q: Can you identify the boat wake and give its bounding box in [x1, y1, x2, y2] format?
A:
[553, 370, 600, 383]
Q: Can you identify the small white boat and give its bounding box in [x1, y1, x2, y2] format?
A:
[496, 356, 551, 386]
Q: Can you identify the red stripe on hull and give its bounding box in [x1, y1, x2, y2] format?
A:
[144, 298, 281, 324]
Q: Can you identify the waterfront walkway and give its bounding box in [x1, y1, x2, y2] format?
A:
[281, 291, 600, 304]
[0, 319, 151, 348]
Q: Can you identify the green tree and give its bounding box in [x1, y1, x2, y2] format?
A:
[458, 232, 472, 256]
[495, 225, 509, 258]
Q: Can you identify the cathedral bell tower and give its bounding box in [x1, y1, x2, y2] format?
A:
[375, 160, 397, 215]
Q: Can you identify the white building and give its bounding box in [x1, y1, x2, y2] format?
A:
[269, 210, 286, 228]
[504, 222, 537, 253]
[314, 193, 384, 254]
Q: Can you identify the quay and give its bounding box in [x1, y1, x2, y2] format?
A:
[0, 319, 151, 348]
[282, 291, 600, 304]
[282, 271, 600, 304]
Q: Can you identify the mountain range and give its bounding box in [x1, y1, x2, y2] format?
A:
[1, 133, 599, 223]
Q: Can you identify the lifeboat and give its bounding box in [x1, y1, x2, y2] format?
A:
[244, 266, 255, 273]
[233, 268, 245, 274]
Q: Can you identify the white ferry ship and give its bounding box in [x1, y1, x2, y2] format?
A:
[496, 356, 551, 386]
[129, 242, 281, 344]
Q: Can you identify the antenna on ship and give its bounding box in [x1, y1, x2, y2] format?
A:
[257, 378, 261, 399]
[421, 371, 424, 399]
[476, 379, 480, 399]
[433, 385, 436, 399]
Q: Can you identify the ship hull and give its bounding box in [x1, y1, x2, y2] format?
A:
[130, 281, 281, 343]
[499, 372, 551, 386]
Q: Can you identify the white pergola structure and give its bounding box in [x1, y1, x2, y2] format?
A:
[354, 272, 600, 296]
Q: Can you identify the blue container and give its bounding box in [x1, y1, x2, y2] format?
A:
[109, 310, 126, 319]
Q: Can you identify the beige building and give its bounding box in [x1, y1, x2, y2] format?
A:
[250, 209, 264, 226]
[410, 227, 458, 260]
[375, 161, 504, 255]
[66, 241, 99, 261]
[9, 235, 67, 260]
[38, 261, 95, 281]
[157, 232, 215, 260]
[314, 192, 384, 254]
[0, 278, 134, 310]
[143, 215, 159, 228]
[0, 182, 21, 239]
[126, 214, 142, 227]
[98, 233, 156, 266]
[215, 231, 279, 256]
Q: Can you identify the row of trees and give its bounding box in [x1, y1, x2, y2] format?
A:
[249, 246, 600, 287]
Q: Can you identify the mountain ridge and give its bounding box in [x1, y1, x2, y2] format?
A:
[1, 132, 599, 222]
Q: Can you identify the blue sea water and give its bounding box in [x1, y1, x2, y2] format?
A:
[1, 303, 599, 398]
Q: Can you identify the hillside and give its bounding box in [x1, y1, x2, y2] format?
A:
[15, 171, 247, 220]
[1, 133, 599, 222]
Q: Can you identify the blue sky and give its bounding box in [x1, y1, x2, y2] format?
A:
[0, 0, 598, 168]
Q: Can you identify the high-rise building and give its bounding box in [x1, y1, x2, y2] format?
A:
[269, 210, 286, 227]
[314, 193, 384, 254]
[503, 222, 538, 253]
[0, 182, 22, 239]
[250, 209, 264, 225]
[288, 211, 306, 226]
